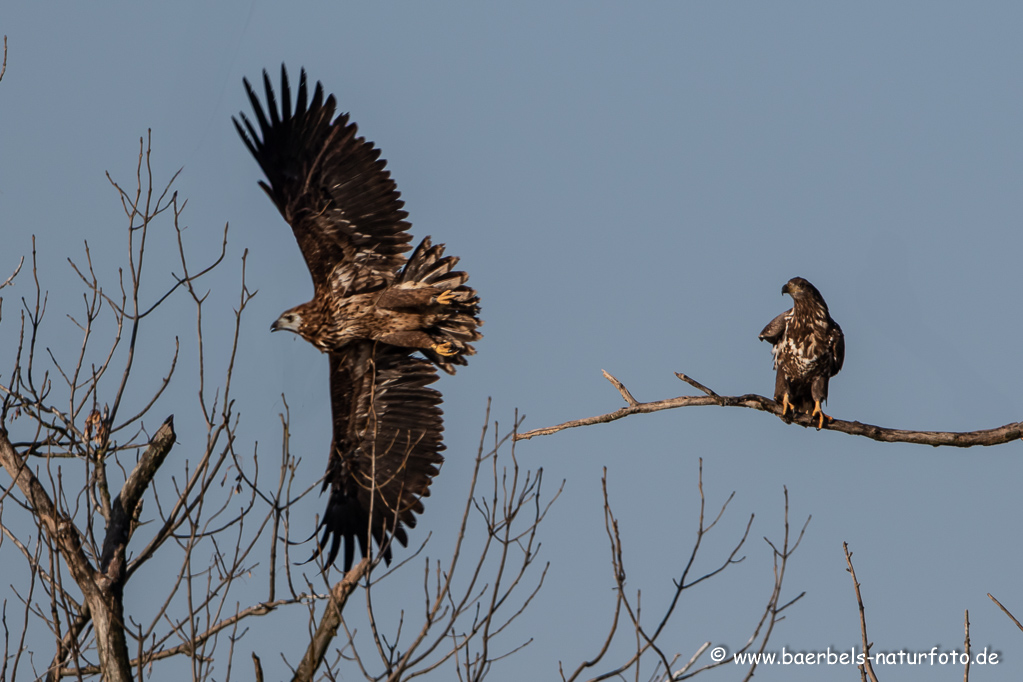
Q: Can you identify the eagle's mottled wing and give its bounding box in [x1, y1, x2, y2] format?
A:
[758, 310, 790, 345]
[316, 342, 445, 571]
[828, 323, 846, 376]
[234, 65, 412, 292]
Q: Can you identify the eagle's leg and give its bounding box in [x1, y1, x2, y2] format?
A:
[433, 289, 457, 306]
[380, 330, 452, 355]
[779, 393, 794, 418]
[431, 341, 458, 356]
[810, 400, 833, 430]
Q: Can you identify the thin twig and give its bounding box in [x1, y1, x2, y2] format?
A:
[0, 257, 22, 290]
[674, 372, 717, 397]
[602, 370, 638, 407]
[963, 609, 970, 682]
[843, 543, 879, 682]
[987, 593, 1023, 633]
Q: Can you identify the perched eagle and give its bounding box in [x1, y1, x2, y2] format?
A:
[235, 66, 481, 570]
[759, 277, 845, 430]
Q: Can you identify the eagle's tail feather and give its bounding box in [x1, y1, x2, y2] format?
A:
[400, 237, 482, 373]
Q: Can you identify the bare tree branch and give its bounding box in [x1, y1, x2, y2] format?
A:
[987, 593, 1023, 634]
[0, 257, 22, 292]
[292, 559, 371, 681]
[844, 543, 879, 682]
[963, 610, 971, 682]
[98, 416, 175, 578]
[515, 370, 1023, 447]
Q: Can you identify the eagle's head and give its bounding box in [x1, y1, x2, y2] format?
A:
[271, 308, 305, 335]
[782, 277, 830, 315]
[782, 277, 823, 301]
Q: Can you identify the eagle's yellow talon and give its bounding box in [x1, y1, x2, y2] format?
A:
[431, 341, 457, 357]
[779, 393, 793, 418]
[435, 290, 456, 306]
[811, 400, 832, 431]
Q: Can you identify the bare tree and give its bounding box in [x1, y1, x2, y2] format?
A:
[0, 134, 308, 681]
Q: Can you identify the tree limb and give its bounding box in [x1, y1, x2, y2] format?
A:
[0, 425, 133, 681]
[291, 558, 371, 682]
[99, 415, 176, 577]
[514, 370, 1023, 447]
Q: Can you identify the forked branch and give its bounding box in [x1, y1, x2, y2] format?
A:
[515, 370, 1023, 448]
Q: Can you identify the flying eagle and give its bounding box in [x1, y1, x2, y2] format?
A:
[235, 66, 480, 569]
[759, 277, 845, 430]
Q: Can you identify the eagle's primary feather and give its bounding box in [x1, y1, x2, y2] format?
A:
[759, 277, 844, 429]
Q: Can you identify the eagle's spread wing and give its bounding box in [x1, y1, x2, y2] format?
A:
[234, 66, 412, 293]
[316, 342, 444, 571]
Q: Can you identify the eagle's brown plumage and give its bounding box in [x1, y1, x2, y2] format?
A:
[234, 66, 481, 374]
[759, 277, 845, 429]
[317, 343, 444, 571]
[235, 66, 478, 570]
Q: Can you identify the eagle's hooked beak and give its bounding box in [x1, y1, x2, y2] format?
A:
[271, 312, 302, 334]
[781, 282, 791, 296]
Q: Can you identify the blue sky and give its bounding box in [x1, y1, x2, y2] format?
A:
[2, 3, 1022, 680]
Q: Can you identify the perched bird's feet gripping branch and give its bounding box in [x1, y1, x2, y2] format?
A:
[811, 401, 833, 431]
[779, 393, 793, 419]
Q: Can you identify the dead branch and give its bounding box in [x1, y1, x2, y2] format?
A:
[98, 416, 175, 577]
[0, 424, 133, 681]
[0, 257, 22, 291]
[987, 593, 1023, 634]
[843, 543, 879, 682]
[515, 370, 1023, 447]
[963, 610, 970, 682]
[292, 559, 371, 681]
